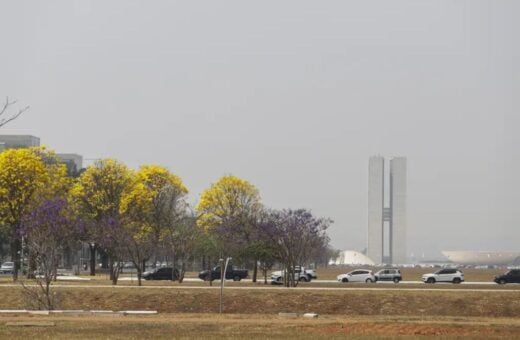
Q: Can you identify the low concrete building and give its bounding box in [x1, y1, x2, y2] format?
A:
[0, 135, 40, 152]
[56, 153, 83, 177]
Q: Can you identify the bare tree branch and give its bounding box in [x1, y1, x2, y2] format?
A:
[0, 96, 30, 128]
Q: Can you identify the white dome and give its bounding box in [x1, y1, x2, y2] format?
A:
[330, 250, 375, 266]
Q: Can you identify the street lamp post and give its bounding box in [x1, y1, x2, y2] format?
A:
[219, 257, 232, 314]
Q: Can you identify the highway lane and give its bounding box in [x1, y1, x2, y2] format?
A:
[0, 273, 510, 286]
[0, 283, 518, 292]
[149, 277, 499, 285]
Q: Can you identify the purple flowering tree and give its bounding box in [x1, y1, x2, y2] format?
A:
[19, 199, 79, 309]
[259, 209, 331, 287]
[96, 217, 126, 285]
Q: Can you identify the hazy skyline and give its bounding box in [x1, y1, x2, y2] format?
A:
[1, 0, 518, 259]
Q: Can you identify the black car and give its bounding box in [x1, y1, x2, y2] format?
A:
[494, 269, 520, 284]
[143, 267, 179, 280]
[198, 265, 248, 282]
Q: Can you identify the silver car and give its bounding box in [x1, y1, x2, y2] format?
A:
[374, 268, 402, 283]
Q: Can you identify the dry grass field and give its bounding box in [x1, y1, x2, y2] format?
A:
[0, 313, 519, 339]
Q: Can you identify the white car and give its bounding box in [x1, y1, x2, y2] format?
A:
[422, 268, 464, 284]
[271, 266, 312, 284]
[304, 269, 318, 279]
[337, 269, 375, 283]
[0, 261, 14, 274]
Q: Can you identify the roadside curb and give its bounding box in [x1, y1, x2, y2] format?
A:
[0, 310, 158, 316]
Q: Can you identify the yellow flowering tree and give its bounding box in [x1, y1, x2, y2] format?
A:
[120, 165, 188, 285]
[0, 147, 69, 280]
[71, 158, 133, 279]
[196, 175, 263, 278]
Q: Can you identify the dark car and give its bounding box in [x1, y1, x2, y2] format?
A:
[142, 267, 179, 280]
[198, 265, 248, 282]
[374, 268, 402, 283]
[494, 269, 520, 284]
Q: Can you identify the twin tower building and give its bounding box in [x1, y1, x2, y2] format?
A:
[367, 156, 407, 264]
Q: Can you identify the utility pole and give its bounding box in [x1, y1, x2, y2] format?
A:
[219, 257, 231, 314]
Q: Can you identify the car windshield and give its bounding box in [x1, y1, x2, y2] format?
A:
[2, 262, 13, 266]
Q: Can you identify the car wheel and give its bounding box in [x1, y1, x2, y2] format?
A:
[453, 278, 461, 284]
[426, 278, 435, 284]
[342, 278, 348, 283]
[277, 277, 282, 282]
[299, 276, 308, 282]
[499, 279, 506, 285]
[365, 278, 373, 283]
[393, 277, 400, 284]
[233, 276, 241, 282]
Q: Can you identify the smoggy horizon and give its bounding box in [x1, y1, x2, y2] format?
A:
[1, 1, 518, 259]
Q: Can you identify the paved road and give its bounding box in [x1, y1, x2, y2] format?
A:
[161, 278, 499, 285]
[118, 277, 500, 285]
[0, 283, 517, 293]
[0, 273, 510, 287]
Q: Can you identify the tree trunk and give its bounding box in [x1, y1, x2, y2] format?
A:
[52, 254, 58, 281]
[208, 256, 212, 286]
[27, 250, 36, 279]
[252, 259, 258, 283]
[109, 259, 120, 285]
[101, 251, 109, 269]
[11, 237, 21, 281]
[178, 260, 186, 283]
[109, 259, 114, 282]
[89, 244, 96, 276]
[136, 267, 142, 286]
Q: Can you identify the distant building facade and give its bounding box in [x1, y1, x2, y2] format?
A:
[0, 135, 40, 152]
[57, 153, 83, 177]
[0, 135, 83, 177]
[367, 156, 407, 264]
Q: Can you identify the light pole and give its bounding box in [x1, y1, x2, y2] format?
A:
[219, 256, 232, 314]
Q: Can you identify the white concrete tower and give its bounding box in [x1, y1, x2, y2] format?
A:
[367, 156, 384, 264]
[390, 157, 407, 264]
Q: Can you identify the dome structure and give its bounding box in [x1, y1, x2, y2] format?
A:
[330, 250, 375, 266]
[442, 251, 520, 266]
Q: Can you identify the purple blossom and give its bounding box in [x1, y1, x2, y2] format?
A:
[19, 199, 79, 242]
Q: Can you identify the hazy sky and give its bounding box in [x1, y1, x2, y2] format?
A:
[1, 0, 518, 259]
